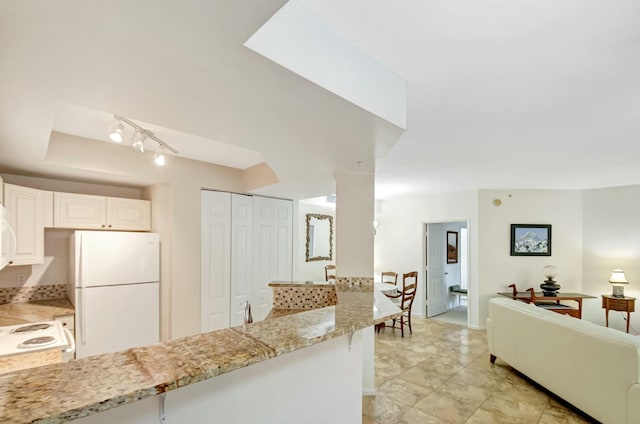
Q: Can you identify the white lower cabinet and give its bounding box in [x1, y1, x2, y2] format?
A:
[200, 191, 293, 332]
[3, 183, 48, 265]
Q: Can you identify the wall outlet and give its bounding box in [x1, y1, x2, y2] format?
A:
[16, 273, 26, 284]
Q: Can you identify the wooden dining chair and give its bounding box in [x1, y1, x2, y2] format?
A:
[381, 272, 398, 285]
[325, 265, 336, 282]
[390, 271, 418, 337]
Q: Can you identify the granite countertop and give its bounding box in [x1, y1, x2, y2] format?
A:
[0, 298, 74, 326]
[0, 283, 401, 423]
[268, 280, 333, 287]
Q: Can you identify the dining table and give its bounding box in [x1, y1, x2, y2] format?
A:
[375, 282, 399, 296]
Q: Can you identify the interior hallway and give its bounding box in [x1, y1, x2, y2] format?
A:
[365, 317, 597, 423]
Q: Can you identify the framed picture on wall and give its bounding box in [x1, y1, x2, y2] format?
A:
[447, 231, 458, 264]
[510, 224, 551, 256]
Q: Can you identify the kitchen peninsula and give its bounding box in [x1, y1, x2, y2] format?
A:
[0, 278, 400, 423]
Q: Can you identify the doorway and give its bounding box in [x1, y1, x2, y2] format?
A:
[424, 221, 469, 326]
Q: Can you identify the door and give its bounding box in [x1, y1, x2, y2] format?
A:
[230, 194, 253, 327]
[426, 223, 448, 317]
[252, 196, 293, 321]
[75, 282, 159, 358]
[200, 191, 231, 332]
[77, 231, 159, 287]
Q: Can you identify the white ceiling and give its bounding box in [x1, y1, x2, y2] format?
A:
[1, 1, 639, 199]
[298, 0, 640, 198]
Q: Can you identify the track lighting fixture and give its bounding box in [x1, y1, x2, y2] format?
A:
[154, 147, 166, 166]
[108, 118, 124, 143]
[131, 130, 146, 154]
[107, 114, 179, 165]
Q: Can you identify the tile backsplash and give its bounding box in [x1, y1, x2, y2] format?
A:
[0, 284, 67, 304]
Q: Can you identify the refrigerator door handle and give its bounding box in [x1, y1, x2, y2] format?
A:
[80, 288, 86, 345]
[78, 233, 87, 345]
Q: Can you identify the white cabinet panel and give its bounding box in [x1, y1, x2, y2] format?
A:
[107, 197, 151, 231]
[200, 191, 231, 332]
[54, 192, 106, 229]
[3, 183, 44, 265]
[54, 192, 150, 231]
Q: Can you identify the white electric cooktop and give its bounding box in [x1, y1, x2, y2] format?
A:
[0, 321, 70, 358]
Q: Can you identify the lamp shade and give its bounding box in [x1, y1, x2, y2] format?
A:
[609, 269, 629, 284]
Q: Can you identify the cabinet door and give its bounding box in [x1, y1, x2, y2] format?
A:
[3, 183, 44, 265]
[107, 197, 151, 231]
[54, 192, 106, 229]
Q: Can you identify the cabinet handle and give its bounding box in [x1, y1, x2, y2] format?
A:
[108, 224, 112, 228]
[101, 224, 105, 228]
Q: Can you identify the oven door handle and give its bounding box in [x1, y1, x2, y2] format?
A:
[63, 327, 76, 353]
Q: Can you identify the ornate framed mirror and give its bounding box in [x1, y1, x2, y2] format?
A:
[305, 213, 334, 262]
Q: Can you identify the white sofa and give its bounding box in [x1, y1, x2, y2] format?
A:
[487, 297, 640, 424]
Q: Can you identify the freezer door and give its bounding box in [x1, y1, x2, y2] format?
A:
[76, 231, 159, 287]
[75, 282, 159, 358]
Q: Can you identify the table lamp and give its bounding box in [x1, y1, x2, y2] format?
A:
[540, 265, 560, 296]
[609, 269, 628, 298]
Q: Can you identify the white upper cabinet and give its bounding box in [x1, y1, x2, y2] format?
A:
[54, 192, 151, 231]
[3, 183, 47, 265]
[54, 192, 106, 230]
[107, 197, 151, 231]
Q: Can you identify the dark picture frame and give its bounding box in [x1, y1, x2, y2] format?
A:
[510, 224, 551, 256]
[446, 231, 458, 264]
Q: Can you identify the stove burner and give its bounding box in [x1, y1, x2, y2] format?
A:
[11, 323, 51, 334]
[18, 336, 56, 349]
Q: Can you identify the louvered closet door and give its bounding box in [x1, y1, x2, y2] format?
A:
[229, 194, 253, 327]
[200, 190, 231, 332]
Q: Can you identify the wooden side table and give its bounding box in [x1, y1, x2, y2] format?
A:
[601, 295, 636, 333]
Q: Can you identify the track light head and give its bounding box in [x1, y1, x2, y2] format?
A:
[132, 130, 146, 154]
[108, 118, 124, 143]
[154, 147, 166, 166]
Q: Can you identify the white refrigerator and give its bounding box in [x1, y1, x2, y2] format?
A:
[69, 231, 160, 359]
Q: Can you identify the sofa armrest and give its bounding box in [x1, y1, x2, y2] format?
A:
[628, 384, 640, 424]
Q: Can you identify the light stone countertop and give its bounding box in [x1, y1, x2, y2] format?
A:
[0, 298, 74, 327]
[0, 284, 401, 423]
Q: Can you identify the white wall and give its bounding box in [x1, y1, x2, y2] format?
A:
[293, 202, 335, 282]
[374, 191, 478, 326]
[375, 189, 588, 330]
[582, 185, 640, 330]
[477, 189, 584, 328]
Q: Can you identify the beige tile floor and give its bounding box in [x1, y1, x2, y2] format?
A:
[364, 317, 598, 424]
